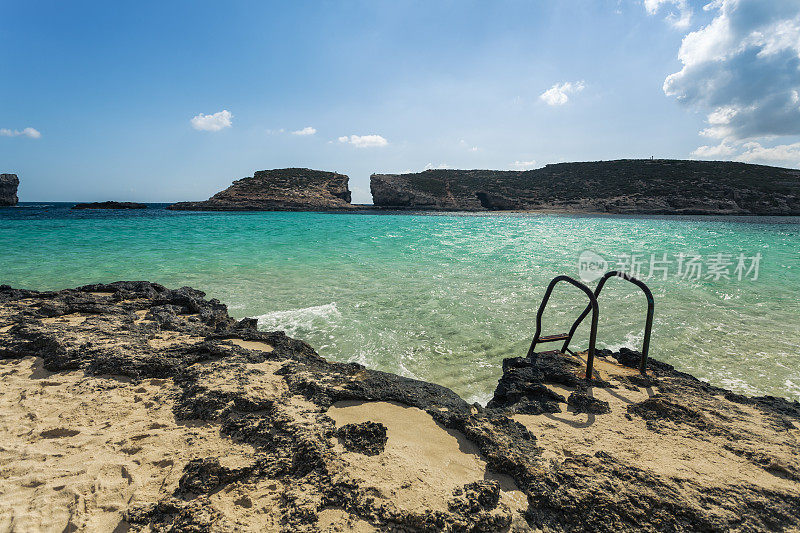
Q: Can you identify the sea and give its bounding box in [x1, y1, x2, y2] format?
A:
[1, 203, 798, 405]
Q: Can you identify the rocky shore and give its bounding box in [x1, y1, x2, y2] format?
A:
[371, 160, 800, 215]
[72, 201, 148, 210]
[167, 169, 353, 212]
[0, 282, 798, 531]
[0, 174, 19, 206]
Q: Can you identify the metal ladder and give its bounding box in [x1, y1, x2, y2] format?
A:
[527, 275, 600, 378]
[527, 271, 655, 378]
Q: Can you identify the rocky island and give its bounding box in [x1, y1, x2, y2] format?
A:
[0, 173, 19, 206]
[167, 168, 353, 212]
[0, 281, 798, 531]
[371, 159, 800, 214]
[72, 201, 148, 210]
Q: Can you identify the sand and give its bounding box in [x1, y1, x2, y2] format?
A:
[328, 400, 527, 518]
[0, 357, 256, 532]
[1, 282, 798, 531]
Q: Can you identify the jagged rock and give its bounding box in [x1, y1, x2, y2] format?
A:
[178, 458, 254, 494]
[370, 159, 800, 214]
[1, 282, 799, 532]
[567, 391, 611, 414]
[167, 168, 353, 211]
[449, 480, 501, 514]
[71, 201, 147, 210]
[336, 421, 388, 455]
[0, 173, 19, 206]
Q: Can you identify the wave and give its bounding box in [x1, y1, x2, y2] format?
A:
[600, 329, 644, 352]
[251, 303, 341, 336]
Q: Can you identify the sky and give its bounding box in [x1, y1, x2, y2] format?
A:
[1, 0, 799, 203]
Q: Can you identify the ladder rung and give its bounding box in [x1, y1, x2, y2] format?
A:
[538, 333, 569, 343]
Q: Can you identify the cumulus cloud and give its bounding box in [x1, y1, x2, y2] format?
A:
[735, 141, 800, 166]
[291, 126, 316, 136]
[691, 141, 737, 158]
[664, 0, 800, 141]
[424, 162, 450, 170]
[539, 81, 585, 106]
[337, 134, 388, 148]
[510, 160, 538, 170]
[644, 0, 692, 28]
[190, 110, 232, 132]
[0, 127, 41, 139]
[692, 138, 800, 167]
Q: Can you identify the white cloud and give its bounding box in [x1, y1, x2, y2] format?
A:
[291, 126, 316, 136]
[424, 162, 450, 170]
[510, 160, 538, 170]
[338, 134, 388, 148]
[539, 81, 585, 106]
[190, 110, 232, 132]
[692, 139, 800, 167]
[734, 141, 800, 166]
[663, 0, 800, 141]
[0, 127, 41, 139]
[690, 141, 737, 158]
[644, 0, 692, 28]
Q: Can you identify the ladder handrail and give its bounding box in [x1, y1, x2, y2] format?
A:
[562, 270, 654, 374]
[527, 275, 599, 379]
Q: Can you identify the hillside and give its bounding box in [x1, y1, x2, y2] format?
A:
[370, 160, 800, 214]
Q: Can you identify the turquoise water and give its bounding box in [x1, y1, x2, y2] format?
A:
[1, 204, 798, 404]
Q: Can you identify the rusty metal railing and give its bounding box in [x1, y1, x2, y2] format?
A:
[527, 275, 600, 379]
[562, 271, 654, 374]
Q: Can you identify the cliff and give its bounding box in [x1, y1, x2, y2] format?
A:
[1, 281, 798, 531]
[168, 168, 353, 211]
[371, 159, 800, 215]
[0, 174, 19, 206]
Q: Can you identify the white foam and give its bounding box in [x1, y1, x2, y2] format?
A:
[252, 303, 341, 337]
[600, 329, 644, 352]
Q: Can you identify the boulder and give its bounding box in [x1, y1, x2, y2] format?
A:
[0, 174, 19, 206]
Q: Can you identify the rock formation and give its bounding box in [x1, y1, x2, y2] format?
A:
[72, 201, 147, 210]
[0, 173, 19, 206]
[371, 159, 800, 214]
[168, 168, 353, 211]
[1, 281, 798, 531]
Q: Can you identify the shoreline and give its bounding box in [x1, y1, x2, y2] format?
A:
[8, 201, 800, 220]
[1, 281, 798, 531]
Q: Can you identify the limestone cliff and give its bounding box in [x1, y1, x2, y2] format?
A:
[168, 168, 353, 211]
[0, 174, 19, 206]
[370, 160, 800, 215]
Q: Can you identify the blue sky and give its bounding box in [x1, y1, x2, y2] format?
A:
[2, 0, 799, 203]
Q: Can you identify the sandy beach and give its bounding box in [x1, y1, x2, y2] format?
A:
[0, 282, 798, 532]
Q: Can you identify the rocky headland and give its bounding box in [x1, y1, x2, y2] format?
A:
[371, 160, 800, 214]
[1, 281, 798, 531]
[0, 173, 19, 206]
[167, 168, 353, 212]
[72, 201, 148, 210]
